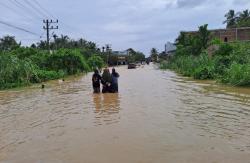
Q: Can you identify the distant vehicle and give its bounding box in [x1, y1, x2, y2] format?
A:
[128, 63, 137, 69]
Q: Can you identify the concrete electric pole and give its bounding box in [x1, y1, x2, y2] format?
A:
[43, 19, 58, 51]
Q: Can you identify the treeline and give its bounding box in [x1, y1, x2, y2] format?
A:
[0, 35, 145, 90]
[160, 9, 250, 87]
[224, 9, 250, 28]
[0, 35, 105, 89]
[34, 35, 145, 64]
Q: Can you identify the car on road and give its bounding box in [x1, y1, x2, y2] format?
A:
[128, 63, 137, 69]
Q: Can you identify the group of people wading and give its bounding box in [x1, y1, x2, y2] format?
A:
[92, 67, 120, 93]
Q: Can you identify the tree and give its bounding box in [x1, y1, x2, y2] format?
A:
[175, 32, 187, 46]
[198, 24, 210, 49]
[37, 40, 47, 49]
[150, 48, 158, 62]
[224, 10, 237, 28]
[240, 9, 250, 20]
[237, 9, 250, 27]
[31, 44, 36, 48]
[126, 48, 145, 63]
[127, 48, 136, 56]
[0, 36, 20, 51]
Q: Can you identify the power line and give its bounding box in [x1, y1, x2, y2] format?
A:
[33, 0, 56, 19]
[0, 20, 40, 36]
[6, 0, 78, 38]
[9, 0, 43, 19]
[28, 0, 77, 33]
[23, 0, 49, 18]
[0, 1, 39, 22]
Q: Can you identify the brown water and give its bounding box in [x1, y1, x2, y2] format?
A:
[1, 65, 250, 163]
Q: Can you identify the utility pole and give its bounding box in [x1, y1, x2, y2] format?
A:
[105, 44, 112, 65]
[43, 19, 58, 51]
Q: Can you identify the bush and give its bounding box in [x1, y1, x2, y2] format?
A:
[43, 49, 90, 75]
[0, 54, 37, 89]
[0, 46, 105, 90]
[222, 63, 250, 86]
[193, 53, 215, 79]
[214, 43, 233, 56]
[36, 70, 65, 82]
[160, 42, 250, 86]
[88, 55, 105, 70]
[159, 60, 169, 69]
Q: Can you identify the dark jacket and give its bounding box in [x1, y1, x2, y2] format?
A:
[92, 73, 102, 88]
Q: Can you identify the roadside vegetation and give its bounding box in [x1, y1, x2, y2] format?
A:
[0, 34, 145, 90]
[0, 36, 105, 89]
[160, 9, 250, 87]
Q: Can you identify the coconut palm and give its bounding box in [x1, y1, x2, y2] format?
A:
[224, 10, 237, 28]
[239, 9, 250, 20]
[237, 9, 250, 27]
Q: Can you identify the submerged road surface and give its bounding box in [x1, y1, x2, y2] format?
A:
[0, 65, 250, 163]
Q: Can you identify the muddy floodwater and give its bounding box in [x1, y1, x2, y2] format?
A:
[1, 65, 250, 163]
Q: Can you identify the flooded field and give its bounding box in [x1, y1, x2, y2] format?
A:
[0, 65, 250, 163]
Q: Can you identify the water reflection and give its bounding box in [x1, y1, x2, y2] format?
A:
[1, 66, 250, 163]
[93, 93, 120, 126]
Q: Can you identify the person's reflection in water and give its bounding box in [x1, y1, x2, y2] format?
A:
[93, 94, 102, 113]
[93, 93, 120, 125]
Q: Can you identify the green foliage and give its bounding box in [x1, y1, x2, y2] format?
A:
[214, 43, 233, 56]
[36, 70, 65, 82]
[224, 10, 237, 28]
[175, 24, 210, 56]
[127, 48, 145, 63]
[0, 35, 106, 90]
[159, 60, 169, 69]
[44, 49, 90, 75]
[88, 55, 105, 69]
[224, 9, 250, 28]
[150, 48, 158, 62]
[161, 42, 250, 86]
[222, 63, 250, 86]
[0, 36, 20, 51]
[198, 24, 211, 50]
[0, 54, 36, 89]
[210, 38, 222, 45]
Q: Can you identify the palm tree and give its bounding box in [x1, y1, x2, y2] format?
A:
[239, 9, 250, 20]
[150, 48, 158, 62]
[224, 10, 237, 28]
[237, 9, 250, 27]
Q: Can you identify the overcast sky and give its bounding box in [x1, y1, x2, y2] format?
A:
[0, 0, 249, 55]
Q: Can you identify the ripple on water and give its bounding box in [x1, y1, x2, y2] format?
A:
[1, 66, 250, 162]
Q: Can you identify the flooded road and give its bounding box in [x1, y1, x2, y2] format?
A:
[0, 65, 250, 163]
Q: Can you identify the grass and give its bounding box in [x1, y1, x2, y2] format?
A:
[0, 48, 105, 90]
[160, 42, 250, 87]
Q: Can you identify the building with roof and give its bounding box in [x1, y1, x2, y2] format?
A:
[183, 27, 250, 43]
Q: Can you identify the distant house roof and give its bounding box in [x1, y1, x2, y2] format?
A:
[112, 50, 128, 55]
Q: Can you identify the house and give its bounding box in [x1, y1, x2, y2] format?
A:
[183, 27, 250, 43]
[112, 50, 128, 65]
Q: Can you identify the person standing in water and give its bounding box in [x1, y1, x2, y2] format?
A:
[101, 68, 112, 93]
[92, 69, 102, 93]
[111, 68, 120, 93]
